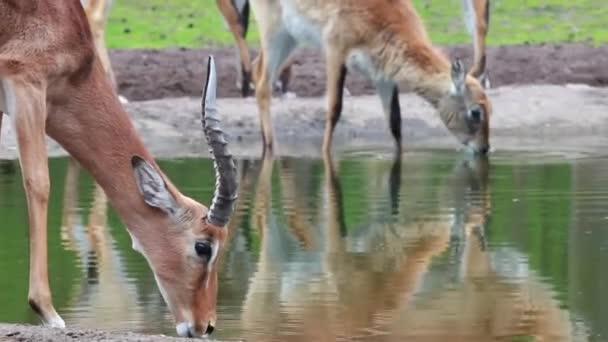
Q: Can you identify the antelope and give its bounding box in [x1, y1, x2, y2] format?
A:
[218, 0, 293, 97]
[0, 1, 237, 338]
[249, 0, 492, 154]
[226, 0, 491, 97]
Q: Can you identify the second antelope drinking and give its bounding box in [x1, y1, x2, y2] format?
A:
[249, 0, 492, 154]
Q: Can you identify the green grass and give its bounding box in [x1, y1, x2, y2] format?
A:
[107, 0, 608, 49]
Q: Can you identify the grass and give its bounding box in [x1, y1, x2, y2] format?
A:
[107, 0, 608, 49]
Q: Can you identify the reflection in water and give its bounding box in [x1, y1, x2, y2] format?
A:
[59, 158, 163, 331]
[0, 151, 604, 340]
[238, 152, 582, 341]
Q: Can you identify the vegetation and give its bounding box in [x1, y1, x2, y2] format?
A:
[106, 0, 608, 49]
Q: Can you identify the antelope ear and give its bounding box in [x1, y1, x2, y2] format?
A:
[450, 59, 466, 95]
[131, 156, 181, 216]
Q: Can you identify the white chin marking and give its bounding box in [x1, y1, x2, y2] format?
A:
[176, 322, 190, 337]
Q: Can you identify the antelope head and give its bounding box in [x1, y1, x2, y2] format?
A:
[130, 56, 238, 338]
[438, 60, 491, 155]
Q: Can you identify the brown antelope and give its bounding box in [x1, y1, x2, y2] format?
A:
[226, 0, 491, 96]
[249, 0, 492, 154]
[0, 1, 237, 337]
[218, 0, 293, 97]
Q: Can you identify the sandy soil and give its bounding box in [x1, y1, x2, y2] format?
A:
[0, 323, 215, 342]
[1, 84, 608, 160]
[110, 44, 608, 101]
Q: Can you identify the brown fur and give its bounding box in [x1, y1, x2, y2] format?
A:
[250, 0, 491, 153]
[225, 0, 490, 96]
[0, 1, 228, 336]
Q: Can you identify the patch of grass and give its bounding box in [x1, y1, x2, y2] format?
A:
[107, 0, 608, 49]
[510, 335, 537, 342]
[107, 0, 261, 49]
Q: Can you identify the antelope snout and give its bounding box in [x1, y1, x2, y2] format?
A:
[176, 321, 215, 338]
[466, 141, 490, 155]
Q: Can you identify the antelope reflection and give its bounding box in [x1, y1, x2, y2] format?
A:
[60, 158, 151, 330]
[240, 152, 580, 341]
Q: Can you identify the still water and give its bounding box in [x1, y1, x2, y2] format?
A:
[0, 150, 607, 341]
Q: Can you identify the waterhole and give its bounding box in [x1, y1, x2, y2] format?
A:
[0, 149, 606, 341]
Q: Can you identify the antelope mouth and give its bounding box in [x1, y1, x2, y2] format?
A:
[176, 322, 212, 338]
[465, 142, 491, 156]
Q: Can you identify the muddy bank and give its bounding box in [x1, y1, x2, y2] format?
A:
[1, 84, 608, 160]
[0, 323, 209, 342]
[110, 43, 608, 101]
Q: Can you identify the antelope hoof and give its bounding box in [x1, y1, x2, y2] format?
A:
[29, 299, 66, 328]
[46, 314, 66, 329]
[344, 86, 352, 97]
[281, 91, 297, 100]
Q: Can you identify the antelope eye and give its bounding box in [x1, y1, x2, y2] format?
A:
[469, 108, 483, 123]
[195, 241, 213, 260]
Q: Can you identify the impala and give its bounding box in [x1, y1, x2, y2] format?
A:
[0, 1, 237, 337]
[249, 0, 492, 153]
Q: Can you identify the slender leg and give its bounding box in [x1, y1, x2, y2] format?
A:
[253, 31, 297, 150]
[321, 49, 348, 154]
[376, 81, 402, 151]
[217, 0, 253, 97]
[276, 61, 293, 96]
[464, 0, 491, 88]
[0, 111, 3, 143]
[6, 79, 64, 327]
[84, 0, 117, 89]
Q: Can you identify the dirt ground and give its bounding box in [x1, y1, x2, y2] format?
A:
[2, 84, 608, 160]
[110, 43, 608, 101]
[0, 324, 212, 342]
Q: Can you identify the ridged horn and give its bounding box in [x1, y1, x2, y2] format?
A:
[202, 55, 238, 227]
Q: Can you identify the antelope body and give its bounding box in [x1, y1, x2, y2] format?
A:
[0, 1, 237, 338]
[249, 0, 492, 154]
[226, 0, 491, 96]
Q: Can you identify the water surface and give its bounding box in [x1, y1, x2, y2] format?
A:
[0, 150, 607, 341]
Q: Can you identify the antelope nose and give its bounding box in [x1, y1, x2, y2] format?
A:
[205, 323, 215, 335]
[480, 145, 490, 155]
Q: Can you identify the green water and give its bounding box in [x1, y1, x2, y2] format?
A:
[0, 150, 607, 341]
